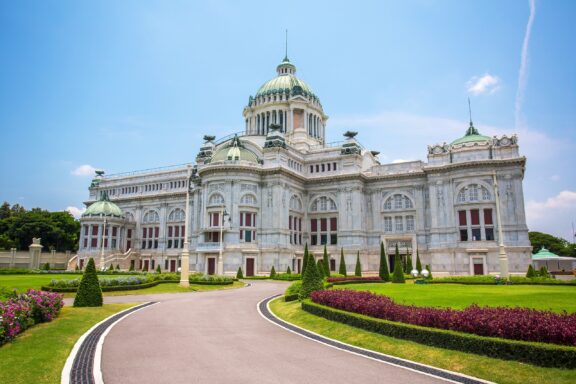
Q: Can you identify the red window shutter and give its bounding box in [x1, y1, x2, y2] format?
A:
[175, 226, 179, 237]
[484, 209, 493, 225]
[246, 213, 252, 227]
[112, 227, 118, 236]
[471, 209, 480, 225]
[311, 219, 317, 232]
[142, 228, 147, 238]
[168, 226, 173, 237]
[320, 218, 327, 231]
[458, 211, 467, 226]
[330, 217, 338, 231]
[154, 227, 159, 237]
[92, 225, 98, 236]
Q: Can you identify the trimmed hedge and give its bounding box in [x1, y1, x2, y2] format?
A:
[429, 275, 576, 286]
[301, 300, 576, 368]
[42, 280, 162, 292]
[284, 294, 299, 302]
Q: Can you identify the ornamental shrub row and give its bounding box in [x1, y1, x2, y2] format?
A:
[310, 289, 576, 346]
[326, 276, 383, 283]
[301, 300, 576, 368]
[42, 281, 161, 293]
[0, 289, 64, 345]
[188, 275, 235, 284]
[429, 275, 576, 285]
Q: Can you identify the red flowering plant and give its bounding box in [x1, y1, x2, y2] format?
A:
[0, 289, 64, 345]
[310, 289, 576, 346]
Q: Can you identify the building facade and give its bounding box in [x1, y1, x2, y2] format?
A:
[76, 55, 532, 276]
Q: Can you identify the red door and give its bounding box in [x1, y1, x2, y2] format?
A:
[208, 258, 216, 275]
[170, 260, 176, 272]
[143, 260, 149, 271]
[473, 263, 484, 275]
[246, 258, 255, 277]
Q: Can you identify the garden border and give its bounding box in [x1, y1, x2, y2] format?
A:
[258, 295, 491, 384]
[302, 300, 576, 368]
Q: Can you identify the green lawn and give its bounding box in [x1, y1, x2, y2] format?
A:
[102, 280, 246, 296]
[0, 274, 135, 292]
[336, 282, 576, 313]
[270, 298, 576, 384]
[0, 303, 135, 384]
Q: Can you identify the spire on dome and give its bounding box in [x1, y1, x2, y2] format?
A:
[277, 30, 296, 76]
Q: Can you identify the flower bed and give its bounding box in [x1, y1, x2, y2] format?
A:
[326, 276, 383, 284]
[310, 289, 576, 346]
[0, 289, 64, 345]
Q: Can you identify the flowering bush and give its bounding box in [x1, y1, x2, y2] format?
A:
[0, 289, 64, 345]
[326, 276, 383, 283]
[310, 289, 576, 346]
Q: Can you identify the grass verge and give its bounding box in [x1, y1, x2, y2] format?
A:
[0, 303, 136, 384]
[337, 283, 576, 313]
[269, 298, 576, 384]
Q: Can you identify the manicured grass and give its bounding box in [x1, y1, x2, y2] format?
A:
[0, 274, 135, 292]
[269, 298, 576, 384]
[0, 303, 135, 384]
[337, 282, 576, 313]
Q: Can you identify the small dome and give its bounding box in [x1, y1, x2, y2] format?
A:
[211, 135, 260, 163]
[451, 122, 491, 145]
[83, 193, 123, 218]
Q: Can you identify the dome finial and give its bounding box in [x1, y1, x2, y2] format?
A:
[465, 97, 479, 136]
[284, 29, 289, 62]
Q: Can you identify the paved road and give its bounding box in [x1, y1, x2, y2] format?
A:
[101, 281, 447, 384]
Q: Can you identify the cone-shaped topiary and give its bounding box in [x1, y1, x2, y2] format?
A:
[403, 249, 409, 274]
[316, 259, 325, 278]
[302, 243, 309, 277]
[155, 264, 161, 273]
[108, 264, 114, 272]
[299, 251, 323, 300]
[322, 244, 330, 277]
[392, 245, 405, 283]
[339, 248, 347, 276]
[425, 264, 433, 279]
[526, 264, 536, 278]
[237, 266, 244, 279]
[416, 250, 422, 273]
[74, 258, 103, 307]
[286, 266, 291, 275]
[116, 264, 120, 271]
[539, 266, 549, 278]
[270, 266, 276, 278]
[406, 251, 413, 274]
[379, 241, 390, 282]
[355, 251, 362, 277]
[129, 260, 135, 271]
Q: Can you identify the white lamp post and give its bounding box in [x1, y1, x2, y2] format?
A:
[493, 171, 509, 278]
[179, 165, 192, 287]
[217, 205, 229, 276]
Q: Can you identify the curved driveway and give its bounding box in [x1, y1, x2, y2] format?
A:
[101, 281, 448, 384]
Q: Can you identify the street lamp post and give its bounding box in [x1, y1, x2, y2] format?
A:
[180, 165, 192, 287]
[493, 171, 509, 278]
[217, 205, 228, 276]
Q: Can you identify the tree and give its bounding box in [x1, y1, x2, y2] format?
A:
[155, 264, 161, 273]
[416, 250, 422, 273]
[322, 244, 330, 277]
[529, 231, 575, 257]
[539, 266, 549, 278]
[425, 264, 433, 279]
[379, 242, 390, 282]
[302, 243, 309, 277]
[339, 248, 347, 276]
[270, 265, 276, 278]
[406, 251, 414, 274]
[237, 266, 244, 279]
[355, 251, 362, 277]
[317, 259, 325, 277]
[286, 266, 291, 275]
[392, 245, 405, 283]
[299, 250, 323, 300]
[526, 264, 536, 278]
[108, 264, 114, 272]
[129, 260, 135, 271]
[116, 264, 120, 271]
[74, 258, 103, 307]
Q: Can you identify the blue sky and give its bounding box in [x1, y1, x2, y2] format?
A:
[0, 0, 574, 241]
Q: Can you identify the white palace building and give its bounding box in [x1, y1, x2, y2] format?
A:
[75, 54, 532, 277]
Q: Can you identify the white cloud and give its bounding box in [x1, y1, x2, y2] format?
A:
[66, 206, 86, 219]
[71, 164, 97, 176]
[515, 0, 536, 130]
[526, 191, 576, 241]
[467, 74, 500, 95]
[550, 175, 560, 182]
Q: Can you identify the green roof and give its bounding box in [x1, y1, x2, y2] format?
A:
[82, 193, 123, 218]
[451, 122, 491, 145]
[532, 247, 560, 259]
[255, 74, 316, 98]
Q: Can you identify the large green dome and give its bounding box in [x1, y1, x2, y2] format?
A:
[254, 58, 317, 98]
[83, 194, 123, 218]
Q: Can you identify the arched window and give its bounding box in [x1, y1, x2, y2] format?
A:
[289, 195, 303, 211]
[240, 194, 257, 205]
[310, 196, 337, 212]
[383, 194, 414, 211]
[168, 208, 185, 222]
[208, 193, 225, 206]
[142, 210, 159, 223]
[457, 184, 492, 203]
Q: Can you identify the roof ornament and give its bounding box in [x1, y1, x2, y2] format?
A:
[284, 29, 289, 62]
[466, 97, 479, 136]
[343, 131, 358, 139]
